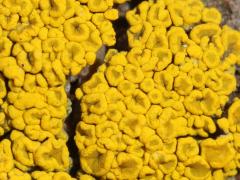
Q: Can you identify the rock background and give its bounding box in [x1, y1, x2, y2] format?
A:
[203, 0, 240, 30]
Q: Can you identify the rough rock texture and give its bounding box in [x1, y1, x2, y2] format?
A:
[203, 0, 240, 30]
[207, 0, 240, 116]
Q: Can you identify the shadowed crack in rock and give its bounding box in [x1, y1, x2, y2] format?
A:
[65, 55, 106, 177]
[64, 1, 147, 177]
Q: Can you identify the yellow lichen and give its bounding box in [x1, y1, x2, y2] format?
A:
[0, 0, 239, 178]
[75, 0, 240, 179]
[0, 139, 14, 173]
[177, 137, 199, 162]
[80, 145, 114, 176]
[34, 138, 70, 171]
[201, 136, 235, 168]
[184, 156, 211, 180]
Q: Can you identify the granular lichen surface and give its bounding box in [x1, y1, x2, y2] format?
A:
[0, 0, 240, 180]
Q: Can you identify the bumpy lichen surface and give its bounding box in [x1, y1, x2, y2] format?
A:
[75, 0, 240, 179]
[0, 0, 240, 179]
[0, 0, 126, 179]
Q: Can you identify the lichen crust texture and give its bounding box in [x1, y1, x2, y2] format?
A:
[0, 0, 240, 179]
[75, 0, 240, 180]
[0, 0, 127, 179]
